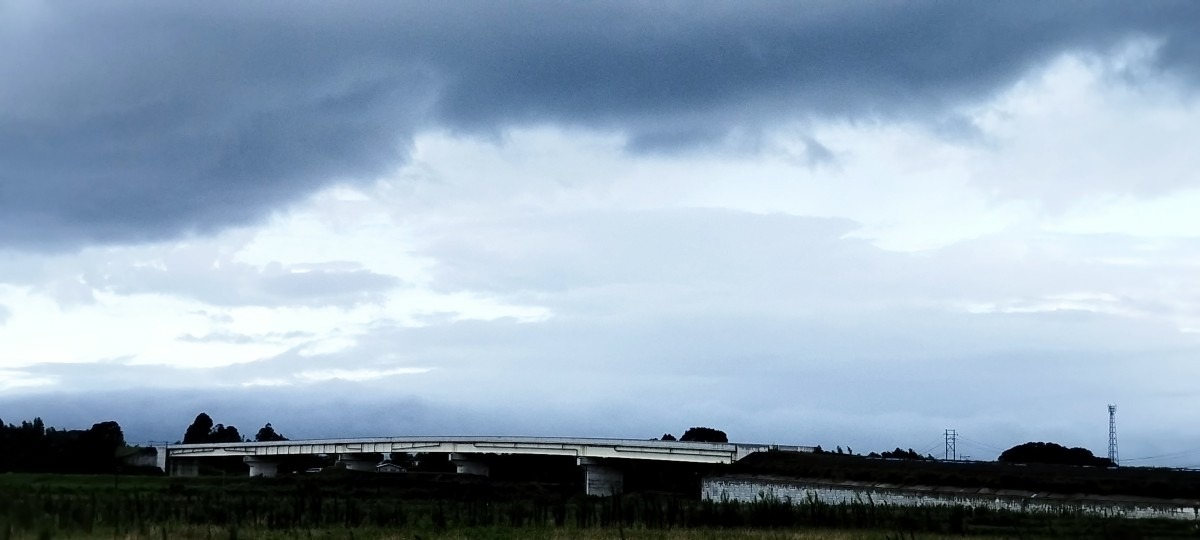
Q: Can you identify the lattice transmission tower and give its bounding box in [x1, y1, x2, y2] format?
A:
[1108, 404, 1119, 467]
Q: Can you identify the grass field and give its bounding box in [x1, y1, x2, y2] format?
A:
[0, 473, 1193, 539]
[0, 526, 1042, 540]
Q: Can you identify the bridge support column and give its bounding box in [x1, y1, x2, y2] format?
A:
[578, 457, 623, 496]
[170, 458, 199, 477]
[338, 453, 382, 472]
[154, 445, 168, 474]
[450, 453, 489, 476]
[245, 457, 279, 478]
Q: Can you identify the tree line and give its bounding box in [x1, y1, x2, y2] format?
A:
[0, 417, 125, 474]
[180, 412, 287, 444]
[659, 427, 728, 443]
[0, 413, 289, 475]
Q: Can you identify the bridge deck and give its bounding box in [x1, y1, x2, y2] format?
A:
[166, 436, 809, 464]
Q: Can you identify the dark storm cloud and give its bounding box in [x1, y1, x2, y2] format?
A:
[3, 1, 1198, 250]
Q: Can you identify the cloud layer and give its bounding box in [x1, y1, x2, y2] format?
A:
[3, 1, 1200, 249]
[3, 3, 1200, 466]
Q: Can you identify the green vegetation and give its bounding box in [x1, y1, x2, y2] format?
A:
[0, 473, 1195, 539]
[0, 526, 1022, 540]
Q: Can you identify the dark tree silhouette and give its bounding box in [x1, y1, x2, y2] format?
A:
[210, 424, 243, 443]
[255, 423, 288, 442]
[86, 421, 125, 448]
[82, 421, 124, 457]
[999, 442, 1112, 467]
[679, 427, 728, 443]
[183, 413, 214, 444]
[0, 417, 125, 473]
[182, 413, 244, 443]
[880, 447, 928, 460]
[77, 421, 125, 471]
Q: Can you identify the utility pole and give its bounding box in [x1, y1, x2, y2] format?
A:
[944, 429, 957, 461]
[1108, 405, 1119, 467]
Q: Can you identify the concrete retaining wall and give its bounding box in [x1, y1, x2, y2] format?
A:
[703, 476, 1200, 521]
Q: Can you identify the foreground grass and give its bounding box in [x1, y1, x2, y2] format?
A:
[0, 526, 1011, 540]
[2, 473, 1193, 539]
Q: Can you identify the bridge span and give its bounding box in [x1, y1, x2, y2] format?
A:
[159, 436, 812, 495]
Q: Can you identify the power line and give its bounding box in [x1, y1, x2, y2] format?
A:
[1123, 448, 1200, 463]
[957, 435, 1005, 453]
[916, 438, 945, 457]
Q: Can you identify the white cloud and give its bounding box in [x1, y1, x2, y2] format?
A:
[296, 367, 432, 383]
[0, 369, 55, 392]
[967, 43, 1200, 207]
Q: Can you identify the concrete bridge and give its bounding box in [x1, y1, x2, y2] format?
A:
[158, 436, 812, 495]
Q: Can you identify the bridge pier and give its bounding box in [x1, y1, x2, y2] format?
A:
[245, 456, 279, 477]
[450, 453, 490, 476]
[170, 458, 199, 477]
[338, 453, 382, 472]
[578, 457, 623, 496]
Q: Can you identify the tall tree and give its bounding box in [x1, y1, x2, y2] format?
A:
[183, 413, 214, 444]
[87, 421, 125, 449]
[255, 423, 288, 442]
[210, 424, 243, 443]
[679, 427, 728, 443]
[78, 421, 125, 471]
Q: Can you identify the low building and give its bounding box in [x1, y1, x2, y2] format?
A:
[376, 461, 405, 473]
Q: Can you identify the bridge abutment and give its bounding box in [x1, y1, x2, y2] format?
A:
[578, 457, 623, 496]
[450, 453, 490, 476]
[154, 445, 168, 473]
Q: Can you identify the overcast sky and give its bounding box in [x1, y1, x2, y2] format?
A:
[2, 1, 1200, 465]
